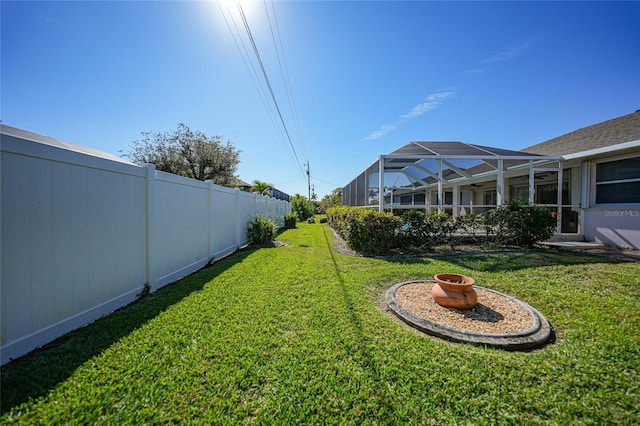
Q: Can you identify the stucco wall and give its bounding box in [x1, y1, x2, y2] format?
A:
[583, 208, 640, 249]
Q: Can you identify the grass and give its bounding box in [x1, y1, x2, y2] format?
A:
[2, 221, 639, 424]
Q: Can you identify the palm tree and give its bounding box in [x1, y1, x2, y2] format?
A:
[251, 180, 274, 197]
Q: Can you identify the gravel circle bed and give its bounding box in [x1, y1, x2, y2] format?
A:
[386, 280, 552, 350]
[395, 282, 533, 334]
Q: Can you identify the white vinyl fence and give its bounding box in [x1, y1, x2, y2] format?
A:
[1, 126, 290, 365]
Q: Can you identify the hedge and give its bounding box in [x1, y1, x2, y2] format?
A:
[327, 201, 557, 255]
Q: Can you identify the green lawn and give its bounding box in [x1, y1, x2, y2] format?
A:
[2, 222, 639, 424]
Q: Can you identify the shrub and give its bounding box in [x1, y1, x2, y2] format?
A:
[326, 206, 351, 236]
[398, 210, 437, 250]
[247, 216, 276, 245]
[319, 217, 328, 224]
[307, 217, 315, 224]
[290, 194, 315, 221]
[483, 200, 557, 247]
[327, 207, 402, 256]
[398, 211, 463, 250]
[284, 212, 298, 229]
[454, 213, 485, 245]
[429, 212, 459, 247]
[328, 202, 557, 254]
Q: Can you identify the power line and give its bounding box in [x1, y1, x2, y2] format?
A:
[217, 1, 305, 181]
[216, 1, 290, 156]
[312, 176, 343, 188]
[264, 1, 308, 162]
[236, 3, 306, 179]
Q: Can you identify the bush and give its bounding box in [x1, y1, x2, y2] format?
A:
[326, 206, 350, 235]
[291, 194, 315, 221]
[398, 210, 438, 250]
[327, 207, 402, 256]
[455, 213, 484, 244]
[397, 210, 466, 250]
[284, 212, 297, 229]
[319, 217, 328, 224]
[430, 212, 459, 247]
[328, 203, 558, 255]
[247, 216, 276, 245]
[483, 200, 557, 247]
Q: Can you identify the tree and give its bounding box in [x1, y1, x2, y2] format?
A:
[317, 187, 342, 214]
[251, 180, 274, 197]
[124, 123, 241, 185]
[290, 194, 315, 221]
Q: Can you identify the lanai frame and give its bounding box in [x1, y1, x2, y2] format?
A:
[343, 142, 563, 233]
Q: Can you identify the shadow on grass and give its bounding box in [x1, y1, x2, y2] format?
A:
[0, 248, 255, 414]
[325, 225, 626, 270]
[431, 249, 625, 272]
[320, 226, 384, 383]
[374, 246, 626, 272]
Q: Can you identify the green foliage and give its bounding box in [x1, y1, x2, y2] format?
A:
[398, 210, 438, 249]
[330, 203, 557, 255]
[290, 194, 315, 221]
[398, 211, 465, 250]
[124, 123, 241, 185]
[483, 199, 558, 247]
[430, 212, 458, 247]
[307, 217, 315, 224]
[246, 215, 275, 245]
[455, 212, 484, 244]
[2, 222, 638, 425]
[316, 187, 343, 214]
[250, 180, 274, 197]
[136, 282, 151, 299]
[284, 212, 297, 229]
[327, 206, 402, 255]
[319, 216, 328, 224]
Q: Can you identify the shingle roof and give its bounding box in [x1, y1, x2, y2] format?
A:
[522, 110, 640, 156]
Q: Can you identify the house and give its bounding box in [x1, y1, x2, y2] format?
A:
[522, 110, 640, 249]
[342, 110, 640, 249]
[232, 179, 290, 202]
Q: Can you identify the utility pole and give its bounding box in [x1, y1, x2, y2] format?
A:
[307, 161, 311, 200]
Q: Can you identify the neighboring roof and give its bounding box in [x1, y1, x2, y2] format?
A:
[1, 124, 135, 165]
[522, 110, 640, 156]
[232, 178, 252, 191]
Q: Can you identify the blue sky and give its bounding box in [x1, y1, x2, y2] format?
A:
[2, 1, 639, 199]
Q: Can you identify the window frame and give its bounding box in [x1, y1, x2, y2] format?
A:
[594, 154, 640, 206]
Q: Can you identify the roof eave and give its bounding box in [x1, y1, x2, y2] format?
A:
[562, 139, 640, 161]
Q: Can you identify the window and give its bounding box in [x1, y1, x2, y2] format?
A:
[431, 191, 452, 205]
[596, 157, 640, 204]
[483, 189, 496, 206]
[536, 182, 570, 205]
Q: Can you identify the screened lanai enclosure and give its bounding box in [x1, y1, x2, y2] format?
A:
[343, 141, 577, 234]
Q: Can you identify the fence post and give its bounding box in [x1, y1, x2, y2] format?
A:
[144, 164, 156, 291]
[207, 180, 215, 261]
[235, 188, 241, 249]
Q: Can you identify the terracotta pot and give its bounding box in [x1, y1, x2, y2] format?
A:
[432, 273, 478, 310]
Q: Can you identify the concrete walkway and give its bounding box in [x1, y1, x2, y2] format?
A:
[541, 241, 640, 262]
